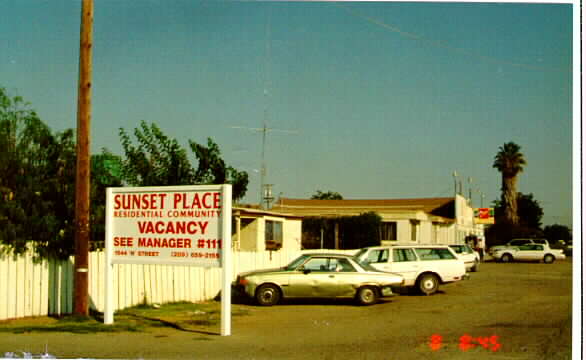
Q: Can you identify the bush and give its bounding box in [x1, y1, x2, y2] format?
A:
[302, 212, 382, 249]
[485, 222, 544, 248]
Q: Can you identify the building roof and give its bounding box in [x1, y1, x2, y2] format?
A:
[271, 197, 456, 221]
[233, 206, 303, 220]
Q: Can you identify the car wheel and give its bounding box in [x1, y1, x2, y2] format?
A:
[543, 254, 555, 264]
[255, 284, 281, 306]
[356, 286, 379, 306]
[471, 260, 479, 272]
[500, 253, 513, 263]
[417, 273, 439, 296]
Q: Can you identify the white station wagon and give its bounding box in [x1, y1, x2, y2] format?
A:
[449, 244, 480, 272]
[354, 245, 468, 295]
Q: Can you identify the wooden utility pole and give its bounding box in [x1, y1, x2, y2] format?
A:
[74, 0, 94, 316]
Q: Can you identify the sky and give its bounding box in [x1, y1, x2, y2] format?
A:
[0, 1, 576, 227]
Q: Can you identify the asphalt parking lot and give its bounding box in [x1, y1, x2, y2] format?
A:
[1, 259, 574, 359]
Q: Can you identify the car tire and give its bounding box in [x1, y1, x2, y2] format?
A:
[471, 260, 479, 272]
[417, 273, 439, 296]
[500, 253, 513, 263]
[356, 286, 379, 306]
[255, 284, 281, 306]
[543, 254, 555, 264]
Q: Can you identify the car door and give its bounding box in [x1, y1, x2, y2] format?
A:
[385, 248, 420, 286]
[412, 247, 464, 282]
[325, 258, 360, 297]
[516, 244, 542, 261]
[287, 257, 339, 297]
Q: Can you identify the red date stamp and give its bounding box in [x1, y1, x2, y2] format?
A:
[429, 334, 501, 352]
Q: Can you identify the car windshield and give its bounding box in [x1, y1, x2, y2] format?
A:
[284, 254, 311, 271]
[351, 255, 379, 271]
[354, 248, 369, 260]
[354, 260, 381, 272]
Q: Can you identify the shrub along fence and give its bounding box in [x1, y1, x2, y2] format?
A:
[0, 248, 356, 320]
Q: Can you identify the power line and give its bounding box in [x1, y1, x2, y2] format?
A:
[333, 3, 567, 72]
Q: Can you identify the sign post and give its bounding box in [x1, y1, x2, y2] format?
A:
[104, 185, 232, 335]
[220, 184, 232, 336]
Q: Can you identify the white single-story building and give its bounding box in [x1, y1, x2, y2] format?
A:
[232, 206, 303, 251]
[270, 194, 485, 248]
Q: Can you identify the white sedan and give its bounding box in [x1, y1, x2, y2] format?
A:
[492, 244, 566, 264]
[235, 253, 405, 306]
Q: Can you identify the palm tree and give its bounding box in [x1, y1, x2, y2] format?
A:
[493, 142, 526, 225]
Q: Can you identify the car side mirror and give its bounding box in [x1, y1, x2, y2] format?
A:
[303, 268, 312, 275]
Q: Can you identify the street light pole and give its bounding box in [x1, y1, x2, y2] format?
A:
[468, 177, 473, 204]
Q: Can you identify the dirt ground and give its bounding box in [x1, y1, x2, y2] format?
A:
[1, 259, 574, 360]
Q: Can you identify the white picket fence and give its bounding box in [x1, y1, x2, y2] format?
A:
[0, 248, 356, 320]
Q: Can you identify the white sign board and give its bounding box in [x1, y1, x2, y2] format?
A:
[106, 186, 226, 266]
[104, 185, 232, 336]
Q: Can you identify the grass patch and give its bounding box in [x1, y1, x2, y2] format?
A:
[0, 302, 250, 335]
[0, 314, 149, 334]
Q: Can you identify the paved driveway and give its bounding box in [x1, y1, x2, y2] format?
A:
[1, 260, 574, 359]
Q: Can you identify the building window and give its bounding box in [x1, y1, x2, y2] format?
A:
[410, 220, 420, 242]
[432, 222, 440, 244]
[265, 220, 283, 250]
[380, 222, 397, 242]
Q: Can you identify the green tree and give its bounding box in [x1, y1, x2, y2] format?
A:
[517, 193, 544, 229]
[119, 120, 248, 200]
[0, 87, 78, 258]
[301, 212, 380, 249]
[493, 142, 526, 225]
[90, 150, 124, 245]
[119, 120, 193, 187]
[311, 190, 343, 200]
[189, 138, 249, 201]
[493, 192, 543, 229]
[543, 224, 572, 242]
[487, 192, 544, 247]
[338, 212, 381, 249]
[1, 87, 122, 258]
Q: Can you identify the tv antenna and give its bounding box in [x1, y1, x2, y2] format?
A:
[231, 123, 297, 208]
[231, 5, 297, 208]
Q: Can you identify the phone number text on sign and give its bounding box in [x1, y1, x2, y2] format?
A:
[108, 189, 226, 267]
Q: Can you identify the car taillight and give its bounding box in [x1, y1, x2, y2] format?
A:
[238, 277, 248, 286]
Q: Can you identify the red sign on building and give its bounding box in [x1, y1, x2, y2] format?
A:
[474, 208, 495, 224]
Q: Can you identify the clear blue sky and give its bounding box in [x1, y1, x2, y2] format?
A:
[0, 1, 575, 227]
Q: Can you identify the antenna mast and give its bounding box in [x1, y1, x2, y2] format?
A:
[260, 5, 272, 208]
[231, 6, 297, 208]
